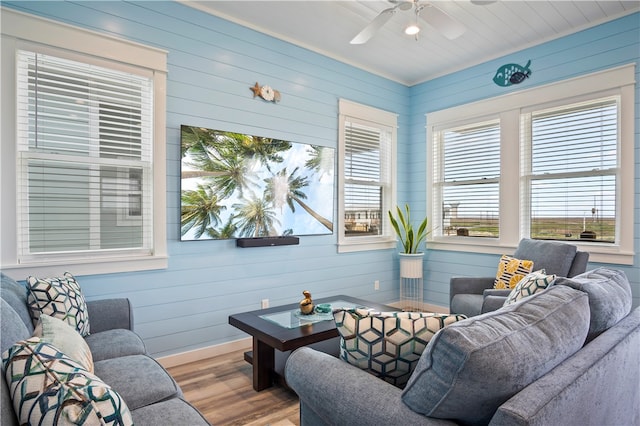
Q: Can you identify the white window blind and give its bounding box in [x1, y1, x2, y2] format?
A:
[434, 120, 500, 237]
[343, 120, 392, 238]
[16, 50, 153, 261]
[523, 98, 618, 243]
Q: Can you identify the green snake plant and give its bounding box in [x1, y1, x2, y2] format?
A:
[388, 204, 429, 254]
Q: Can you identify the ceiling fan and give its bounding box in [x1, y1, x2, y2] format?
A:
[350, 0, 466, 44]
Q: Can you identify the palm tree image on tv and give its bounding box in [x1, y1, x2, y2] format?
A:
[180, 125, 335, 241]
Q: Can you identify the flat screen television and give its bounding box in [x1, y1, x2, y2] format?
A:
[180, 125, 335, 241]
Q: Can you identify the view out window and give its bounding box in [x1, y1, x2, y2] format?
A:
[433, 120, 500, 238]
[522, 98, 618, 243]
[16, 50, 153, 260]
[338, 100, 397, 252]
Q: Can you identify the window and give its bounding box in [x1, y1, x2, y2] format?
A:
[433, 120, 500, 238]
[1, 9, 167, 276]
[427, 65, 635, 264]
[17, 51, 152, 256]
[522, 98, 618, 243]
[338, 100, 397, 252]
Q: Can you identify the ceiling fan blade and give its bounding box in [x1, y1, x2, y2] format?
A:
[350, 7, 396, 45]
[420, 4, 466, 40]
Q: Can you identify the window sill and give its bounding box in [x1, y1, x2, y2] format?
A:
[427, 238, 634, 266]
[1, 255, 168, 281]
[338, 239, 397, 253]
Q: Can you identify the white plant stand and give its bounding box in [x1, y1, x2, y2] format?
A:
[399, 253, 424, 312]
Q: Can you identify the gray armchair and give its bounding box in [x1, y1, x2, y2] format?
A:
[449, 239, 589, 317]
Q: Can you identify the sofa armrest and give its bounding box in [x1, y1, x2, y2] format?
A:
[86, 298, 134, 333]
[449, 277, 495, 305]
[284, 347, 456, 426]
[481, 295, 507, 314]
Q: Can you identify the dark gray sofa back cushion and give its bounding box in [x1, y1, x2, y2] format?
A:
[513, 238, 577, 277]
[401, 285, 590, 426]
[0, 299, 31, 354]
[0, 273, 33, 335]
[555, 267, 632, 341]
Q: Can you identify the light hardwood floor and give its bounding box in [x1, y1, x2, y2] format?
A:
[167, 350, 300, 426]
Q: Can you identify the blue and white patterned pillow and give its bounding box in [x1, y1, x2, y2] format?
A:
[2, 337, 132, 426]
[27, 272, 90, 336]
[333, 309, 467, 387]
[503, 269, 556, 306]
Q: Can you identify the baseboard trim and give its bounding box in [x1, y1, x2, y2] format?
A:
[156, 337, 252, 369]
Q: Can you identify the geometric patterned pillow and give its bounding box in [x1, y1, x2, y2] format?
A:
[493, 255, 534, 289]
[1, 337, 133, 426]
[333, 309, 467, 388]
[503, 270, 556, 306]
[27, 272, 90, 336]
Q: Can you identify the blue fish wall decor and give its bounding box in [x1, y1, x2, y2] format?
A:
[493, 60, 532, 87]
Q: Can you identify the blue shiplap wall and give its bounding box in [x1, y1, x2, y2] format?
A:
[2, 1, 638, 358]
[2, 1, 409, 358]
[409, 12, 640, 309]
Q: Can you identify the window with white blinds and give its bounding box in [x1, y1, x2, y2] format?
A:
[16, 50, 153, 260]
[426, 65, 634, 263]
[434, 120, 500, 238]
[338, 99, 397, 252]
[522, 98, 618, 243]
[344, 120, 391, 238]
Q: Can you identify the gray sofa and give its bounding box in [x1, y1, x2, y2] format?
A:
[285, 268, 640, 426]
[1, 273, 210, 426]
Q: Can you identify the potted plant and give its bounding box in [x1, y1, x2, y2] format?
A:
[388, 204, 429, 311]
[388, 204, 429, 280]
[388, 204, 429, 254]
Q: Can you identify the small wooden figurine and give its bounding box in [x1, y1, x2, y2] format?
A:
[299, 290, 314, 315]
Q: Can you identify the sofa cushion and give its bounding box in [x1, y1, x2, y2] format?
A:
[555, 267, 632, 341]
[94, 355, 180, 411]
[513, 238, 577, 277]
[503, 270, 556, 306]
[130, 398, 210, 426]
[85, 329, 146, 362]
[33, 314, 94, 373]
[334, 309, 467, 387]
[493, 255, 534, 289]
[1, 273, 34, 334]
[401, 285, 590, 426]
[2, 337, 133, 426]
[27, 272, 90, 336]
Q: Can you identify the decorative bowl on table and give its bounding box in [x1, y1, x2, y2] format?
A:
[315, 303, 332, 314]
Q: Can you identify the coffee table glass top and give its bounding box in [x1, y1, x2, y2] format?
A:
[259, 299, 366, 329]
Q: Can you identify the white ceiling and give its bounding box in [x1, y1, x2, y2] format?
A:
[183, 1, 639, 86]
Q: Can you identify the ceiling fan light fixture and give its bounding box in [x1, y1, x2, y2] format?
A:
[405, 23, 420, 35]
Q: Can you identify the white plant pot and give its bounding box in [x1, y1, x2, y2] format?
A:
[399, 253, 424, 279]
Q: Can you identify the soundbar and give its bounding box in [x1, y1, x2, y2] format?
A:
[236, 236, 300, 248]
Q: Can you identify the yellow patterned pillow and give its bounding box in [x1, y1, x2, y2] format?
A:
[494, 255, 534, 289]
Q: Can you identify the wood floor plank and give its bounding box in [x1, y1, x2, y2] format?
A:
[167, 350, 300, 426]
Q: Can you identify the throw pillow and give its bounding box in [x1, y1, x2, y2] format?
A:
[333, 309, 467, 388]
[33, 314, 94, 373]
[27, 272, 90, 336]
[555, 267, 633, 342]
[2, 337, 133, 426]
[401, 286, 590, 426]
[503, 269, 556, 306]
[494, 255, 534, 289]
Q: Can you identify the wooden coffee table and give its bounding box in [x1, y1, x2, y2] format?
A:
[229, 295, 394, 391]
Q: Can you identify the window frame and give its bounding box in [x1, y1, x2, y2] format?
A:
[338, 99, 398, 253]
[426, 65, 635, 265]
[1, 8, 168, 277]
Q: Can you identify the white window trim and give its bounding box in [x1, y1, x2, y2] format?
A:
[1, 8, 168, 278]
[426, 64, 635, 265]
[338, 99, 398, 253]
